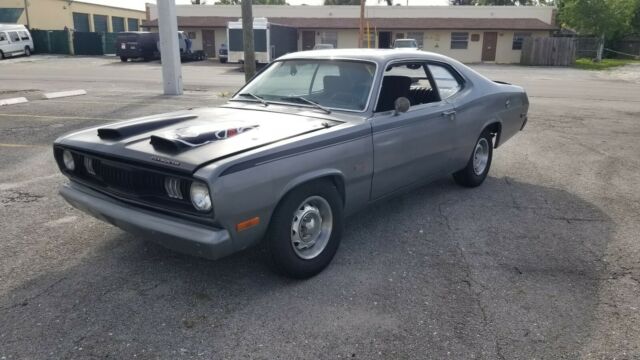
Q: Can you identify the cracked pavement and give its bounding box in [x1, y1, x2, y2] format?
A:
[0, 56, 639, 359]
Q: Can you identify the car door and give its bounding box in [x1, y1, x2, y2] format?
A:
[427, 63, 472, 169]
[0, 32, 9, 55]
[8, 31, 21, 54]
[370, 61, 457, 199]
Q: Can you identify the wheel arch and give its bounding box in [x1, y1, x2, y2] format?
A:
[277, 170, 346, 209]
[482, 120, 502, 148]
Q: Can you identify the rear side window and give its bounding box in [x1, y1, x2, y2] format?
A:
[9, 32, 20, 42]
[428, 64, 462, 99]
[0, 33, 6, 42]
[18, 31, 30, 41]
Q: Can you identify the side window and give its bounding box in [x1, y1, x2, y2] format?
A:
[9, 32, 20, 42]
[19, 31, 30, 41]
[428, 64, 462, 99]
[0, 33, 6, 42]
[310, 63, 340, 93]
[376, 62, 440, 112]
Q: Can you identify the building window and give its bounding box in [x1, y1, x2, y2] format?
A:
[93, 14, 108, 33]
[187, 31, 197, 39]
[407, 32, 424, 48]
[319, 31, 337, 48]
[450, 32, 468, 49]
[512, 32, 531, 50]
[73, 12, 90, 32]
[112, 16, 125, 33]
[127, 18, 139, 31]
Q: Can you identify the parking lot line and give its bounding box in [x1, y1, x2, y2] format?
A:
[0, 113, 117, 121]
[43, 90, 87, 99]
[0, 143, 45, 148]
[0, 97, 28, 106]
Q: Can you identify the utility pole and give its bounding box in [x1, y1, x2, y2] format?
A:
[23, 0, 31, 28]
[358, 0, 365, 48]
[241, 0, 256, 82]
[157, 0, 183, 95]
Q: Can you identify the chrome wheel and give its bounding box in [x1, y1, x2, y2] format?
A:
[290, 195, 333, 260]
[473, 138, 490, 175]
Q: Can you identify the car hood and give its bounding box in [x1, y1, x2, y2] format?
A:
[56, 107, 341, 174]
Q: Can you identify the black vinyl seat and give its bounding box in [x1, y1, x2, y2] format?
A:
[375, 76, 412, 112]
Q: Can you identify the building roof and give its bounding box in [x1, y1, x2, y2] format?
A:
[143, 16, 556, 31]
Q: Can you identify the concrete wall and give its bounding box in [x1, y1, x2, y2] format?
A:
[148, 4, 555, 24]
[2, 0, 144, 31]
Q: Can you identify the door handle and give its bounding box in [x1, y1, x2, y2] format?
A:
[442, 110, 456, 120]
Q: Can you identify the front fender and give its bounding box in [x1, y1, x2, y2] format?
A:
[278, 169, 345, 205]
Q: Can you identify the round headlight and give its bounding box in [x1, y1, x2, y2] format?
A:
[62, 150, 75, 171]
[190, 182, 212, 212]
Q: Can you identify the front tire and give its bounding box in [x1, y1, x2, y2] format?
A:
[266, 180, 344, 279]
[120, 56, 128, 62]
[453, 130, 493, 188]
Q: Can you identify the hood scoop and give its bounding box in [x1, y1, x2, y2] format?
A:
[97, 114, 197, 140]
[150, 124, 259, 153]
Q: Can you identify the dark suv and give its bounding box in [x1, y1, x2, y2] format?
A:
[116, 32, 159, 62]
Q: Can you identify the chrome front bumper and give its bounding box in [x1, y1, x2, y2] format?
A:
[60, 181, 234, 260]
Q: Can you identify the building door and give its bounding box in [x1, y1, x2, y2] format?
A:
[202, 30, 216, 58]
[378, 31, 391, 48]
[302, 31, 315, 50]
[482, 32, 497, 61]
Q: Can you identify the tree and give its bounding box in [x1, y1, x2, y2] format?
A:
[215, 0, 287, 4]
[559, 0, 637, 59]
[191, 0, 207, 4]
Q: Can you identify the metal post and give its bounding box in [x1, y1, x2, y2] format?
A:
[23, 0, 31, 28]
[157, 0, 183, 95]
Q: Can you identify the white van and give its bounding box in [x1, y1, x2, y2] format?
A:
[0, 24, 34, 59]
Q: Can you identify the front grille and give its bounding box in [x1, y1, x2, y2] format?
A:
[55, 148, 208, 216]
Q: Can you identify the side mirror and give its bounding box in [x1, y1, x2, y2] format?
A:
[394, 97, 410, 115]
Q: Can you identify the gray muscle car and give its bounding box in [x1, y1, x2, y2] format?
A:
[54, 49, 528, 278]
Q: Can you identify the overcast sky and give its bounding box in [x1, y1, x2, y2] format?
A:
[86, 0, 448, 11]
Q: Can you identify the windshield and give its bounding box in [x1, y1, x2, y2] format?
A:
[395, 40, 417, 48]
[234, 59, 376, 111]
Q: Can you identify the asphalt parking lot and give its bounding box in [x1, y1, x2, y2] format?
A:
[1, 55, 639, 359]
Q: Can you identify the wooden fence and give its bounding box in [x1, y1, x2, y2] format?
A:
[520, 37, 576, 66]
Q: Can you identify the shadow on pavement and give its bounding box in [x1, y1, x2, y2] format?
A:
[0, 177, 612, 359]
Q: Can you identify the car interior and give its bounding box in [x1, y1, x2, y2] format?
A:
[375, 62, 441, 112]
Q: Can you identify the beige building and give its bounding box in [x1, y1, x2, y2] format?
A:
[1, 0, 144, 32]
[143, 4, 556, 64]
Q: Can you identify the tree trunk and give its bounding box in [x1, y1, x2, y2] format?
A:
[241, 0, 256, 81]
[595, 34, 604, 62]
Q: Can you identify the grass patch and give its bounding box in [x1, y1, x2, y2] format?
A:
[574, 58, 640, 70]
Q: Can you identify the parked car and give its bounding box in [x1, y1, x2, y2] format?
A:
[313, 43, 335, 50]
[393, 38, 419, 50]
[0, 24, 34, 59]
[54, 49, 528, 278]
[116, 31, 159, 62]
[218, 43, 228, 63]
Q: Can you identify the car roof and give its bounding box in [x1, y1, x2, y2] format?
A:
[278, 49, 453, 64]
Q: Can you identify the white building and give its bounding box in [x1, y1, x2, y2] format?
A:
[143, 4, 556, 64]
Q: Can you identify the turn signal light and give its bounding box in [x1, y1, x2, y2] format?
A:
[236, 217, 260, 232]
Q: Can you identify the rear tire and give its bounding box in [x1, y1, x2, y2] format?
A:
[219, 57, 227, 64]
[120, 56, 128, 62]
[24, 46, 31, 57]
[0, 51, 4, 59]
[266, 180, 344, 279]
[453, 130, 493, 188]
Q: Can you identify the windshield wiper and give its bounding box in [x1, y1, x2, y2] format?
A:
[237, 92, 268, 106]
[281, 96, 331, 114]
